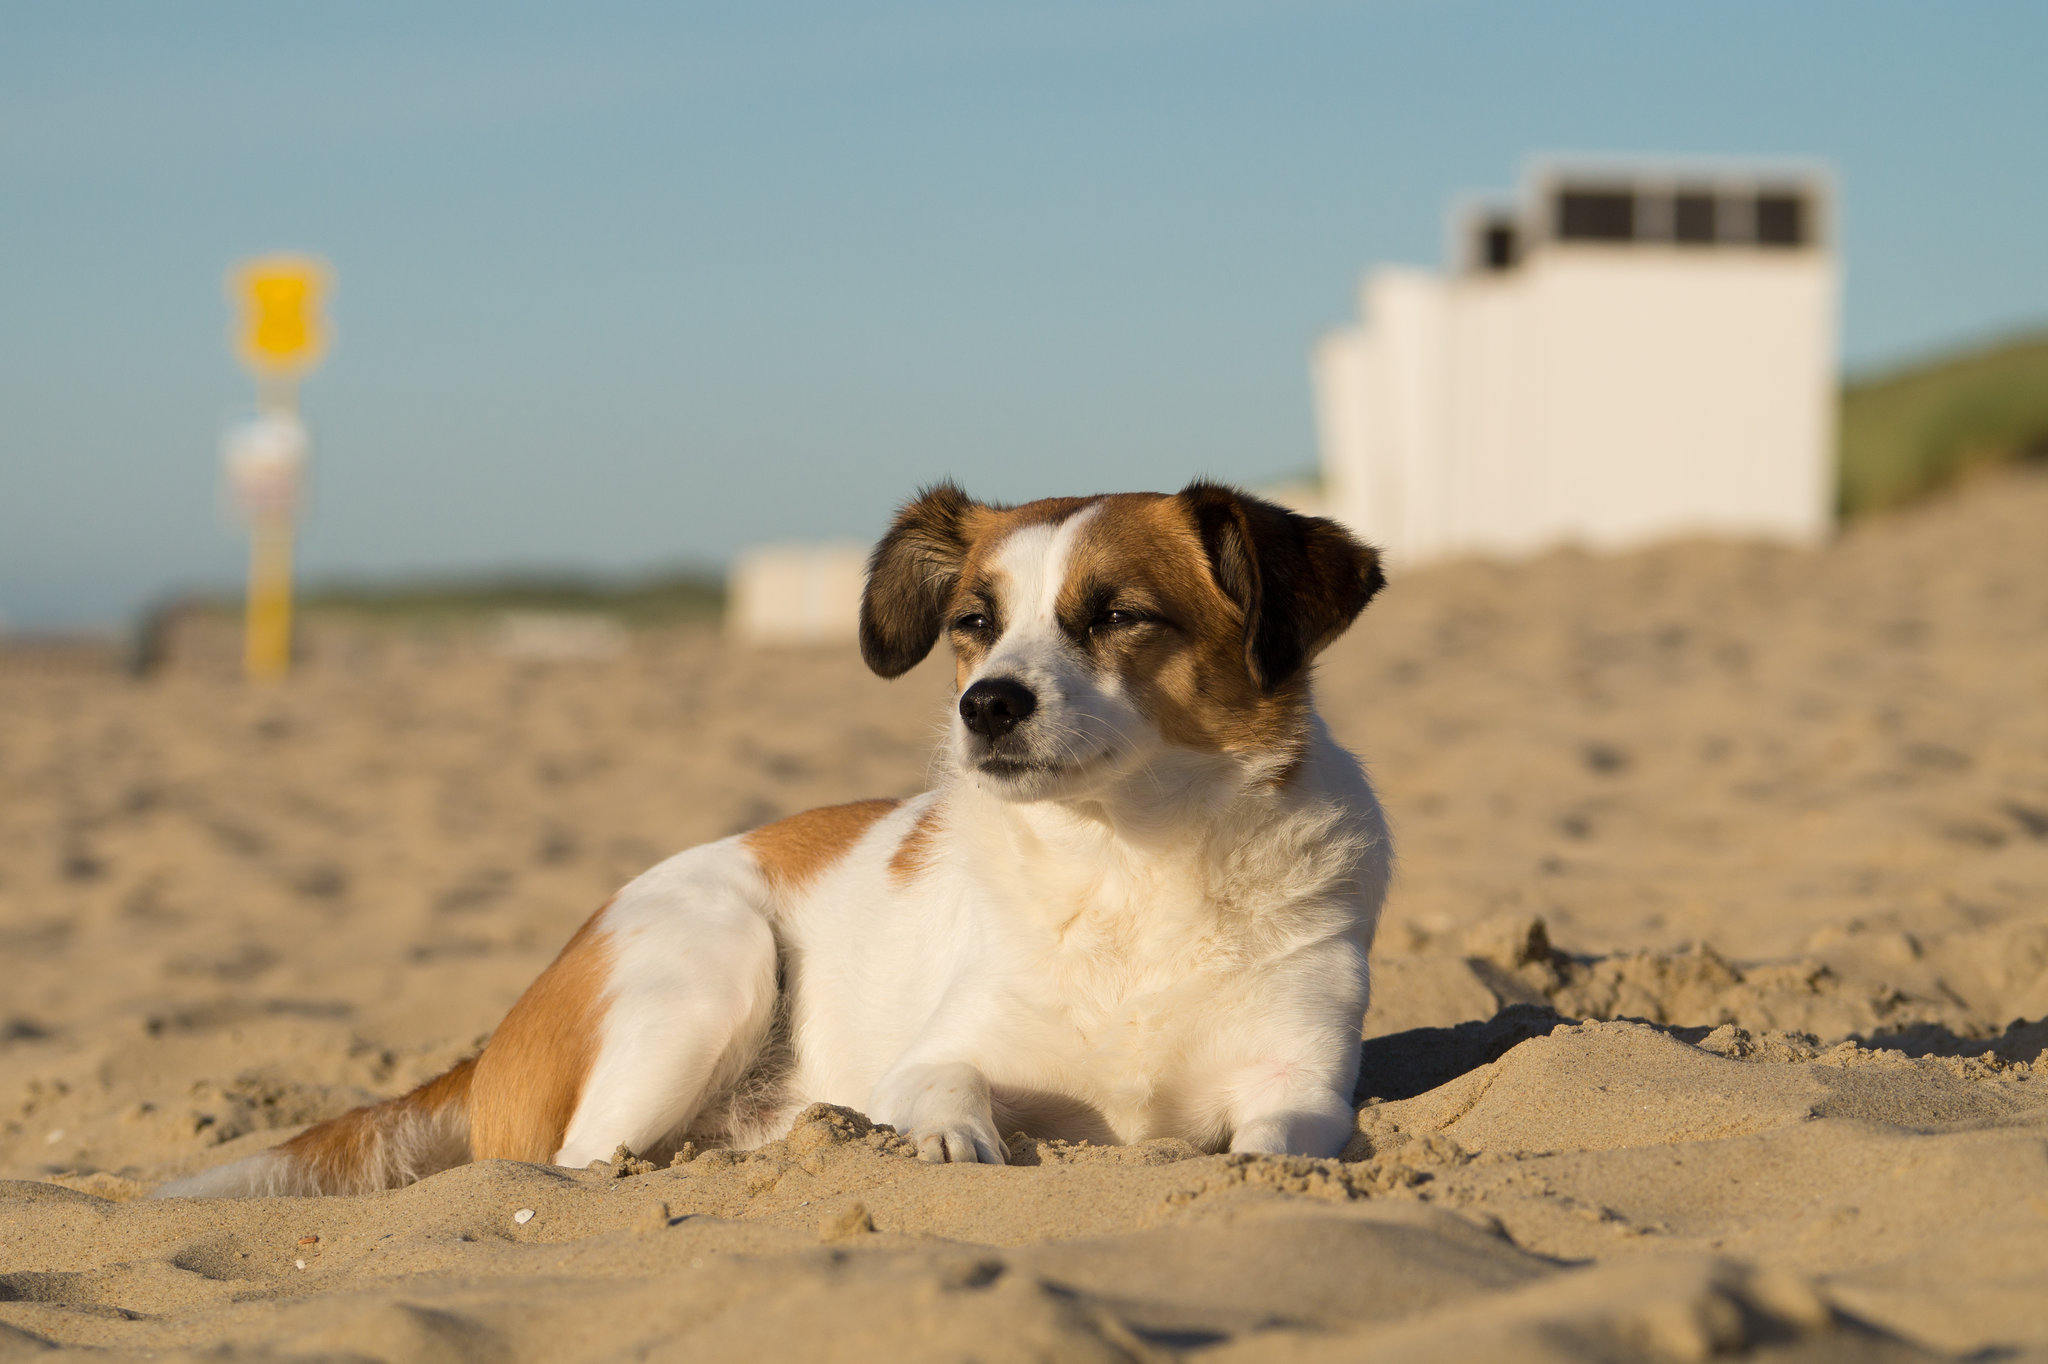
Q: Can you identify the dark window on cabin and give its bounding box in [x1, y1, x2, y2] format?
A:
[1555, 188, 1635, 241]
[1481, 221, 1519, 270]
[1754, 193, 1806, 246]
[1673, 190, 1717, 244]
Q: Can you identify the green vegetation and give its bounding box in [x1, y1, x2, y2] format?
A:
[300, 571, 724, 625]
[242, 570, 727, 626]
[1839, 330, 2048, 517]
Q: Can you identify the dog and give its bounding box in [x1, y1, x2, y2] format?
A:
[156, 481, 1390, 1197]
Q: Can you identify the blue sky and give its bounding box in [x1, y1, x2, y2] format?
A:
[4, 1, 2044, 626]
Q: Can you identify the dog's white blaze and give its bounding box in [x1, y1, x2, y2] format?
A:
[961, 504, 1149, 786]
[977, 505, 1092, 680]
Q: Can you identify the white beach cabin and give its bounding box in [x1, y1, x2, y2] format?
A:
[726, 543, 869, 645]
[1314, 160, 1837, 568]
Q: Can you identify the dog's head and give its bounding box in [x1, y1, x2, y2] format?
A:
[860, 482, 1384, 801]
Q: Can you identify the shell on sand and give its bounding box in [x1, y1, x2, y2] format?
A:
[2, 470, 2046, 1361]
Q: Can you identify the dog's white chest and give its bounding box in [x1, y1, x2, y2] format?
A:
[977, 873, 1276, 1138]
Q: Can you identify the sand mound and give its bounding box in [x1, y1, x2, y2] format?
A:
[4, 468, 2048, 1359]
[1372, 911, 2048, 1048]
[1359, 1018, 2045, 1157]
[1277, 1253, 1940, 1364]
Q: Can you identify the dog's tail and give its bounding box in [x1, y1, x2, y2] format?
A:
[152, 1057, 477, 1199]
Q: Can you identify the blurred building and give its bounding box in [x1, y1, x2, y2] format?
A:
[726, 543, 868, 644]
[1315, 160, 1837, 566]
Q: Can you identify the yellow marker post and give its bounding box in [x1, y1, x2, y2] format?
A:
[225, 255, 330, 680]
[245, 519, 296, 679]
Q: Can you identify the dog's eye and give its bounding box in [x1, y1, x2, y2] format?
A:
[953, 613, 992, 634]
[1093, 609, 1143, 631]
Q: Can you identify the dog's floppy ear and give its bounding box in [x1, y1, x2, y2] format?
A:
[1177, 481, 1385, 693]
[860, 482, 982, 679]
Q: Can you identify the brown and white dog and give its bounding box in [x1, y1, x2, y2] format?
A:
[157, 482, 1390, 1197]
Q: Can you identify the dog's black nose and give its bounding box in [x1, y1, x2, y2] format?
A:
[959, 677, 1037, 739]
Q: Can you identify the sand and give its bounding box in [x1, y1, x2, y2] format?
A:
[2, 468, 2046, 1362]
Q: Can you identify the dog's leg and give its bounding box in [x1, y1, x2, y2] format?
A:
[1226, 1090, 1358, 1159]
[868, 1059, 1007, 1164]
[1219, 942, 1369, 1159]
[543, 846, 780, 1169]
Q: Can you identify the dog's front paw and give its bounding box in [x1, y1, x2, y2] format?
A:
[871, 1061, 1007, 1165]
[909, 1122, 1007, 1165]
[1228, 1100, 1355, 1159]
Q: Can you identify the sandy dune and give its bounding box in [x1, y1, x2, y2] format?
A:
[2, 470, 2045, 1361]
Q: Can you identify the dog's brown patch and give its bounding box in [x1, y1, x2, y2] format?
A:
[1064, 487, 1380, 757]
[888, 804, 946, 884]
[747, 799, 900, 894]
[469, 900, 618, 1163]
[1037, 494, 1294, 755]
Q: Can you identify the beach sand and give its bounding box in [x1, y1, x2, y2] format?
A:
[3, 469, 2045, 1361]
